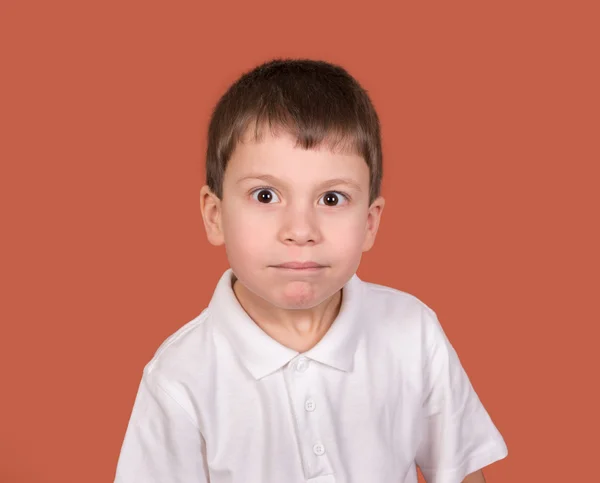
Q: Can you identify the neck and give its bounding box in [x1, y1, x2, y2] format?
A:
[232, 279, 342, 353]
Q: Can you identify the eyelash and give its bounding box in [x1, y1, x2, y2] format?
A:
[250, 187, 351, 205]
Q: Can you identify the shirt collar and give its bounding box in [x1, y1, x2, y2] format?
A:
[208, 268, 365, 380]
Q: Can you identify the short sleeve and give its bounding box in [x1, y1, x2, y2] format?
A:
[114, 368, 209, 483]
[415, 306, 508, 483]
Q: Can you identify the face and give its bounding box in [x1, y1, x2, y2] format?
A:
[200, 128, 384, 311]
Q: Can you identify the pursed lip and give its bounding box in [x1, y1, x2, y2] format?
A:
[273, 261, 325, 269]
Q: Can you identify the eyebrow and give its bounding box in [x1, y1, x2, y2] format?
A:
[237, 174, 363, 192]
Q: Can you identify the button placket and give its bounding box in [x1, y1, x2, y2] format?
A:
[295, 357, 310, 373]
[312, 442, 326, 456]
[285, 357, 332, 479]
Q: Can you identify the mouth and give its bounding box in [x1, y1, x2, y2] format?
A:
[272, 261, 326, 271]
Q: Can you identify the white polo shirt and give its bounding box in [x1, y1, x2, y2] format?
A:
[115, 269, 507, 483]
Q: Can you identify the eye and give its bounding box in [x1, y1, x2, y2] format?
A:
[318, 191, 348, 207]
[251, 188, 280, 204]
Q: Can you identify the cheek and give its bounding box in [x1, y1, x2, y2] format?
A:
[222, 208, 272, 255]
[323, 213, 367, 254]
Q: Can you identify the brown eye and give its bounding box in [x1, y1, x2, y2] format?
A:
[319, 191, 347, 207]
[252, 188, 279, 204]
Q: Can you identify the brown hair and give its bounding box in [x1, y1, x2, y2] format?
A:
[205, 58, 383, 204]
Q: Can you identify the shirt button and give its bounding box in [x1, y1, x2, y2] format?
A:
[313, 443, 326, 456]
[296, 357, 309, 373]
[305, 399, 316, 412]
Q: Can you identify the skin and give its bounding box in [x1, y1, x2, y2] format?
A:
[200, 127, 384, 352]
[200, 126, 487, 482]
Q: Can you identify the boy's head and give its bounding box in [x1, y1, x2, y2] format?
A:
[200, 58, 385, 310]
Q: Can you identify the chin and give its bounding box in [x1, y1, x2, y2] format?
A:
[275, 280, 331, 309]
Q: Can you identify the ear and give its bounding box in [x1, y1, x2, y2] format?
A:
[199, 185, 225, 246]
[362, 196, 385, 252]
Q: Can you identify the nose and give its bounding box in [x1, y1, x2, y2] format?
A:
[278, 203, 322, 246]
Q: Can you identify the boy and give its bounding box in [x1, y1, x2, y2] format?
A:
[114, 59, 508, 483]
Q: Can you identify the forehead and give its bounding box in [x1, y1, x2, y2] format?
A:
[227, 127, 368, 183]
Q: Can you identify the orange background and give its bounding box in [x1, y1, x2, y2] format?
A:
[1, 1, 598, 482]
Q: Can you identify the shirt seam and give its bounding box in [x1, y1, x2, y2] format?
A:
[146, 310, 209, 372]
[153, 377, 202, 432]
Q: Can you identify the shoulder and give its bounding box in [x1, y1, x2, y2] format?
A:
[358, 279, 450, 359]
[360, 278, 438, 330]
[143, 308, 218, 383]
